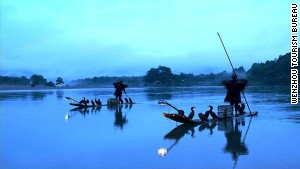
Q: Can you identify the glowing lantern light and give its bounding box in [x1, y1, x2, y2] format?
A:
[158, 148, 167, 157]
[64, 113, 69, 121]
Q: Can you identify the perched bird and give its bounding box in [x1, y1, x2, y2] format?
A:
[95, 98, 102, 105]
[124, 98, 129, 104]
[129, 98, 133, 104]
[85, 99, 89, 105]
[188, 107, 195, 119]
[91, 99, 95, 106]
[207, 106, 220, 120]
[204, 107, 210, 119]
[178, 109, 185, 117]
[79, 97, 86, 105]
[198, 113, 207, 122]
[237, 103, 246, 115]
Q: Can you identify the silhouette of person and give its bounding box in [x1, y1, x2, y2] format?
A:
[222, 74, 248, 116]
[114, 106, 128, 129]
[224, 119, 248, 161]
[113, 81, 127, 103]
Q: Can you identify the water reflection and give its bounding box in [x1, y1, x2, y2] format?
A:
[31, 91, 53, 100]
[114, 106, 128, 130]
[162, 118, 250, 163]
[246, 86, 289, 94]
[222, 119, 248, 166]
[198, 121, 218, 134]
[70, 106, 102, 115]
[145, 87, 173, 100]
[65, 105, 103, 121]
[0, 90, 53, 100]
[56, 90, 64, 99]
[66, 104, 133, 130]
[163, 123, 198, 154]
[0, 91, 28, 100]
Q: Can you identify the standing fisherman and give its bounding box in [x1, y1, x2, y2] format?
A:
[222, 74, 248, 116]
[113, 81, 127, 103]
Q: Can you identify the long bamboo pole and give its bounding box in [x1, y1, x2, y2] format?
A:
[217, 32, 252, 115]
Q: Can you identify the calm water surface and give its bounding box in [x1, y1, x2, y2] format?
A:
[1, 86, 300, 169]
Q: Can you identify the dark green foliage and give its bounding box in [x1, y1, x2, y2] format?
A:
[0, 75, 57, 87]
[144, 66, 177, 86]
[30, 74, 47, 87]
[143, 66, 246, 86]
[71, 76, 144, 87]
[0, 50, 296, 87]
[0, 66, 246, 87]
[56, 77, 64, 86]
[0, 76, 30, 85]
[247, 50, 299, 86]
[45, 81, 55, 87]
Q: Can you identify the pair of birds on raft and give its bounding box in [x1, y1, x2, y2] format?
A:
[79, 97, 102, 106]
[185, 106, 220, 121]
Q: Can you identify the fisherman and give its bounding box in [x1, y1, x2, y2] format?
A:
[113, 81, 127, 103]
[222, 74, 248, 116]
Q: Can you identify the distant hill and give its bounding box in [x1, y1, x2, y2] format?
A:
[247, 49, 299, 86]
[1, 49, 298, 87]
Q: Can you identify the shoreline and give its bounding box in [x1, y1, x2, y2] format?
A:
[0, 85, 112, 91]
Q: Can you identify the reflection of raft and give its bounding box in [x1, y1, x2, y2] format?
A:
[69, 103, 103, 108]
[163, 111, 258, 124]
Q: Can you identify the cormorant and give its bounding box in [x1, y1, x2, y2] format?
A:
[178, 109, 185, 117]
[79, 97, 86, 105]
[204, 107, 210, 119]
[124, 98, 129, 103]
[91, 99, 95, 106]
[237, 103, 246, 115]
[207, 106, 220, 120]
[85, 99, 89, 105]
[129, 98, 133, 104]
[198, 113, 207, 122]
[95, 98, 102, 105]
[188, 107, 195, 119]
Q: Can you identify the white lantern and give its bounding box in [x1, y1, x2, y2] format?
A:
[64, 113, 69, 121]
[158, 148, 167, 157]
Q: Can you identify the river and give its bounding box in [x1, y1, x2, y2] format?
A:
[1, 86, 299, 169]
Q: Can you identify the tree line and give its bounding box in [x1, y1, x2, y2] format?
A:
[247, 51, 297, 86]
[0, 74, 64, 87]
[59, 49, 300, 87]
[71, 76, 144, 87]
[1, 49, 297, 87]
[143, 50, 297, 86]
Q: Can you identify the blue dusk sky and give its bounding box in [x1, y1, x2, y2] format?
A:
[0, 0, 293, 81]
